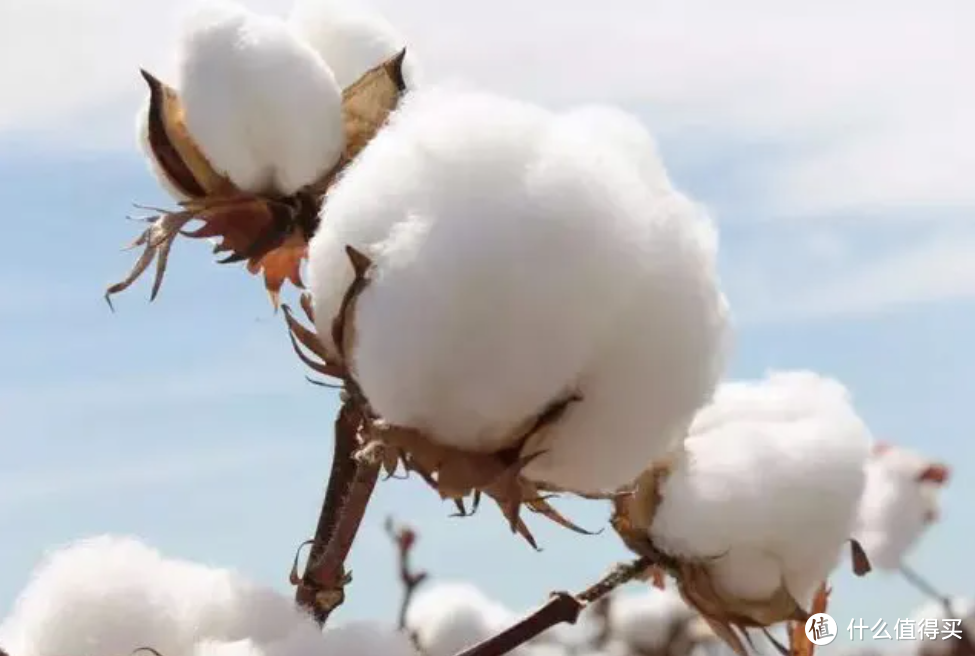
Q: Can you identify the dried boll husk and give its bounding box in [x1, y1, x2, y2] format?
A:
[612, 372, 873, 656]
[300, 88, 727, 544]
[108, 1, 407, 309]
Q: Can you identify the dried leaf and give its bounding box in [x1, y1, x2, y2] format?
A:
[341, 51, 407, 160]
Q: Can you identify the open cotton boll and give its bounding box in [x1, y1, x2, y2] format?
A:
[0, 535, 318, 656]
[319, 621, 421, 656]
[854, 443, 950, 571]
[405, 582, 517, 656]
[609, 589, 695, 652]
[289, 0, 419, 90]
[555, 105, 672, 194]
[309, 86, 727, 494]
[176, 0, 344, 195]
[648, 371, 871, 608]
[0, 536, 186, 656]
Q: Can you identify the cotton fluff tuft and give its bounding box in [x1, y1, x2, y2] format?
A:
[609, 589, 695, 652]
[649, 371, 871, 607]
[854, 443, 949, 570]
[289, 0, 419, 90]
[308, 86, 728, 493]
[176, 0, 344, 195]
[405, 582, 517, 656]
[0, 535, 416, 656]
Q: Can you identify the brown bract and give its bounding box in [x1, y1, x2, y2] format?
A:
[611, 460, 871, 656]
[284, 279, 597, 550]
[788, 583, 830, 656]
[106, 50, 408, 310]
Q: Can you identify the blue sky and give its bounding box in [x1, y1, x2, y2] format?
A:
[2, 0, 975, 652]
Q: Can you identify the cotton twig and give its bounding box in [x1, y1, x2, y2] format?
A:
[454, 557, 654, 656]
[292, 247, 381, 626]
[385, 517, 430, 632]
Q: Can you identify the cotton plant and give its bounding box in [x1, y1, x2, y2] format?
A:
[110, 0, 411, 308]
[102, 6, 734, 643]
[611, 371, 873, 655]
[0, 536, 418, 656]
[289, 85, 729, 546]
[854, 441, 950, 571]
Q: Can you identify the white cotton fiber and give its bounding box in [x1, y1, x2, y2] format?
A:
[649, 371, 871, 607]
[405, 582, 516, 656]
[176, 0, 344, 195]
[308, 86, 728, 493]
[289, 0, 419, 90]
[0, 536, 320, 656]
[854, 443, 949, 570]
[609, 589, 695, 651]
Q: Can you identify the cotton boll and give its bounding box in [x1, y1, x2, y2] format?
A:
[0, 536, 186, 656]
[289, 0, 419, 90]
[0, 535, 320, 656]
[556, 105, 672, 193]
[406, 582, 516, 656]
[854, 443, 950, 571]
[648, 371, 871, 608]
[610, 589, 695, 652]
[309, 87, 727, 492]
[311, 87, 632, 453]
[161, 558, 310, 646]
[320, 621, 421, 656]
[177, 0, 344, 195]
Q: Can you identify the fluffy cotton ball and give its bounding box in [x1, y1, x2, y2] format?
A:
[610, 589, 695, 652]
[0, 535, 317, 656]
[289, 0, 419, 90]
[406, 582, 517, 656]
[193, 622, 419, 656]
[318, 621, 421, 656]
[176, 0, 344, 195]
[854, 443, 950, 571]
[649, 371, 871, 607]
[308, 86, 728, 493]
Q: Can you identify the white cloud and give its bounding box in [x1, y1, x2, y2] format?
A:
[0, 443, 303, 510]
[741, 230, 975, 323]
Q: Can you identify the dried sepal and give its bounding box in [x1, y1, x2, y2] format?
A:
[140, 69, 232, 198]
[849, 538, 872, 576]
[308, 49, 409, 197]
[110, 52, 409, 309]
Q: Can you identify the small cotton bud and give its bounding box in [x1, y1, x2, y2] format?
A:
[176, 0, 345, 195]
